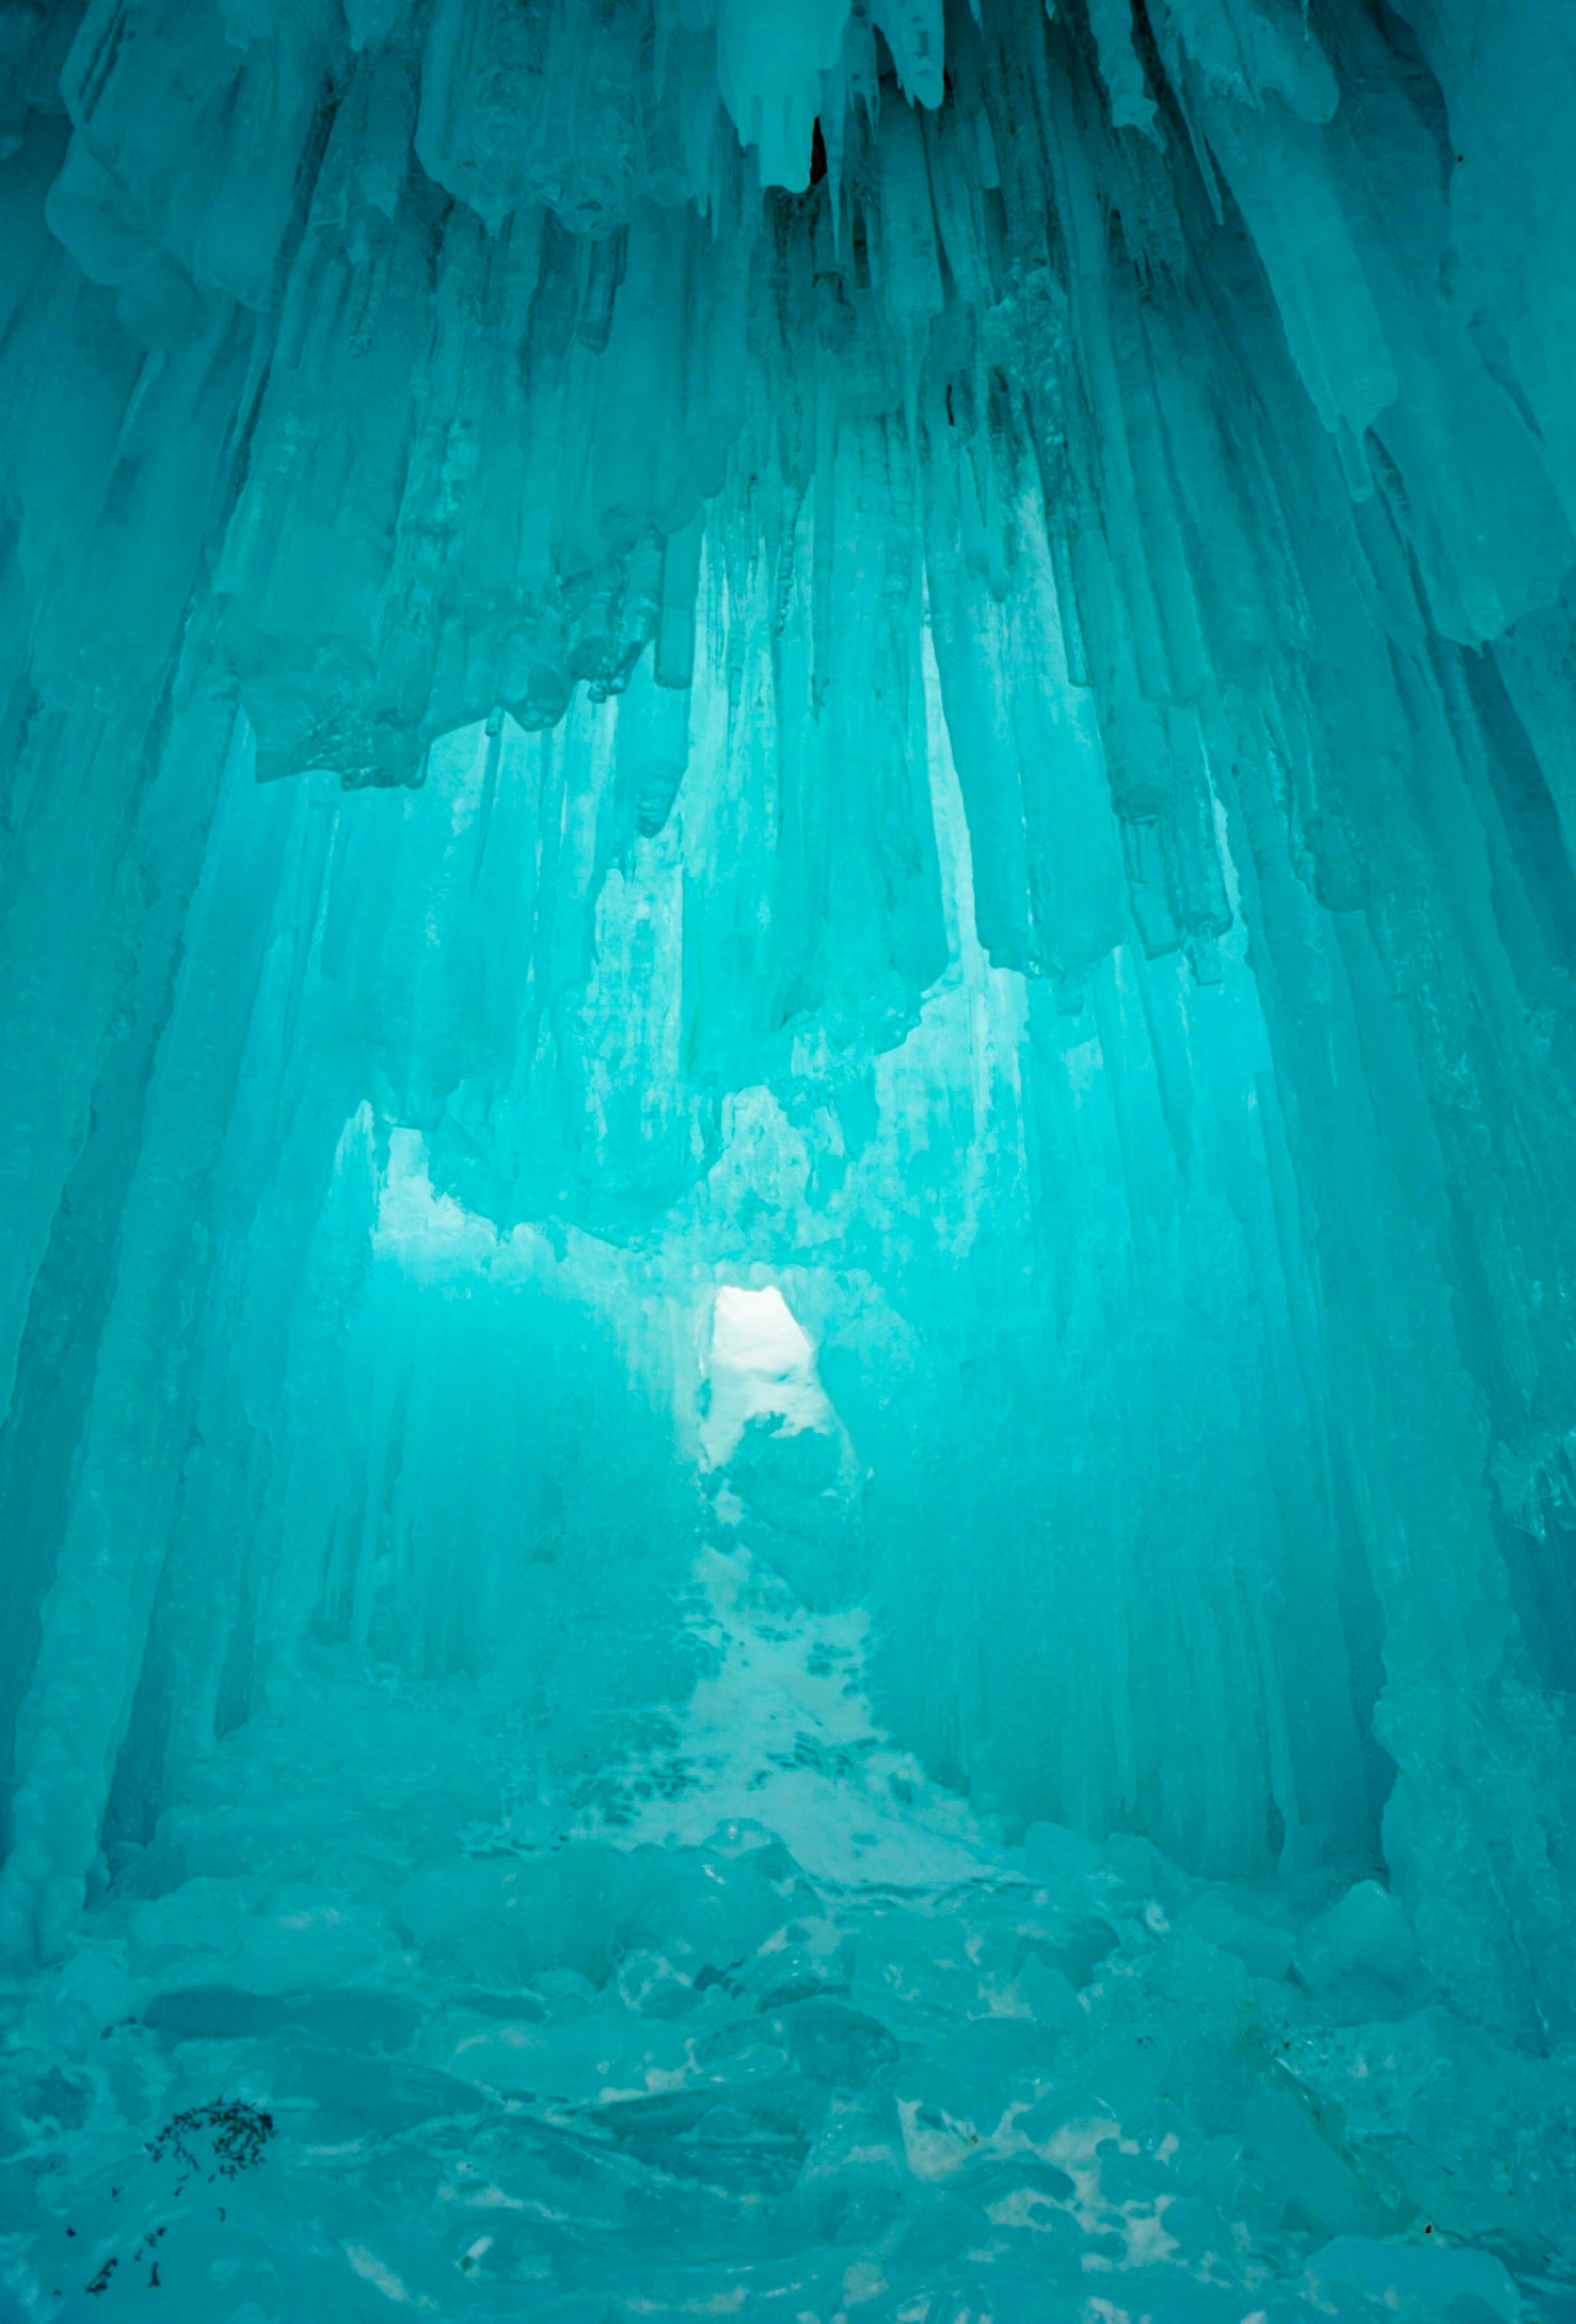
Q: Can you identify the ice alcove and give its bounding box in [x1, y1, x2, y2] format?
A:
[2, 0, 1576, 2317]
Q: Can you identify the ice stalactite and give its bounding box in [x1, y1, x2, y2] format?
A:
[2, 0, 1576, 2314]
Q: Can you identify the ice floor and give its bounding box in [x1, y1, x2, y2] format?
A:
[2, 1537, 1567, 2324]
[6, 0, 1576, 2314]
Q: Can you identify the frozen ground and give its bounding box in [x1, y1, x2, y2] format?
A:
[2, 1533, 1569, 2324]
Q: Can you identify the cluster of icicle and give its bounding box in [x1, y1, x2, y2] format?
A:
[2, 0, 1571, 998]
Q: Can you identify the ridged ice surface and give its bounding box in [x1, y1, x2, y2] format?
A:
[1, 1534, 1562, 2322]
[2, 0, 1576, 2316]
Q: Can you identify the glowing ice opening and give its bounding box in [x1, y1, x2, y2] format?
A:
[699, 1281, 839, 1469]
[708, 1282, 814, 1383]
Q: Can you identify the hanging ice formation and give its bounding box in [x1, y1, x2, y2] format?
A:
[2, 0, 1576, 2314]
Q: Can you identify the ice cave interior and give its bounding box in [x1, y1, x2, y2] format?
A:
[2, 0, 1576, 2317]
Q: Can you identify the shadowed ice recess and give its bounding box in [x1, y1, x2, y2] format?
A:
[3, 0, 1576, 2315]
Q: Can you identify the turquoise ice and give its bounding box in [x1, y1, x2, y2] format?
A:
[1, 0, 1574, 2316]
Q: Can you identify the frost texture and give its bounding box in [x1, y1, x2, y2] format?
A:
[2, 0, 1576, 2315]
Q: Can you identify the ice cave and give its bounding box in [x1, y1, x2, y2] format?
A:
[1, 0, 1575, 2315]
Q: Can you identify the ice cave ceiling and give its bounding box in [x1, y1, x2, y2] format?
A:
[2, 0, 1576, 2317]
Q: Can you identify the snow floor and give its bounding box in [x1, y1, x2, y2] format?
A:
[1, 1541, 1569, 2324]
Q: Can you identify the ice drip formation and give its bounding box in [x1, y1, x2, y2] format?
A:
[1, 0, 1575, 2315]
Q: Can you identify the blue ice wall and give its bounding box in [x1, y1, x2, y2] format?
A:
[2, 1, 1576, 2315]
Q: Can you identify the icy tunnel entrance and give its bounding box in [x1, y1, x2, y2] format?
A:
[5, 0, 1576, 2316]
[700, 1283, 829, 1465]
[0, 1048, 1547, 2320]
[1, 1128, 1441, 2320]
